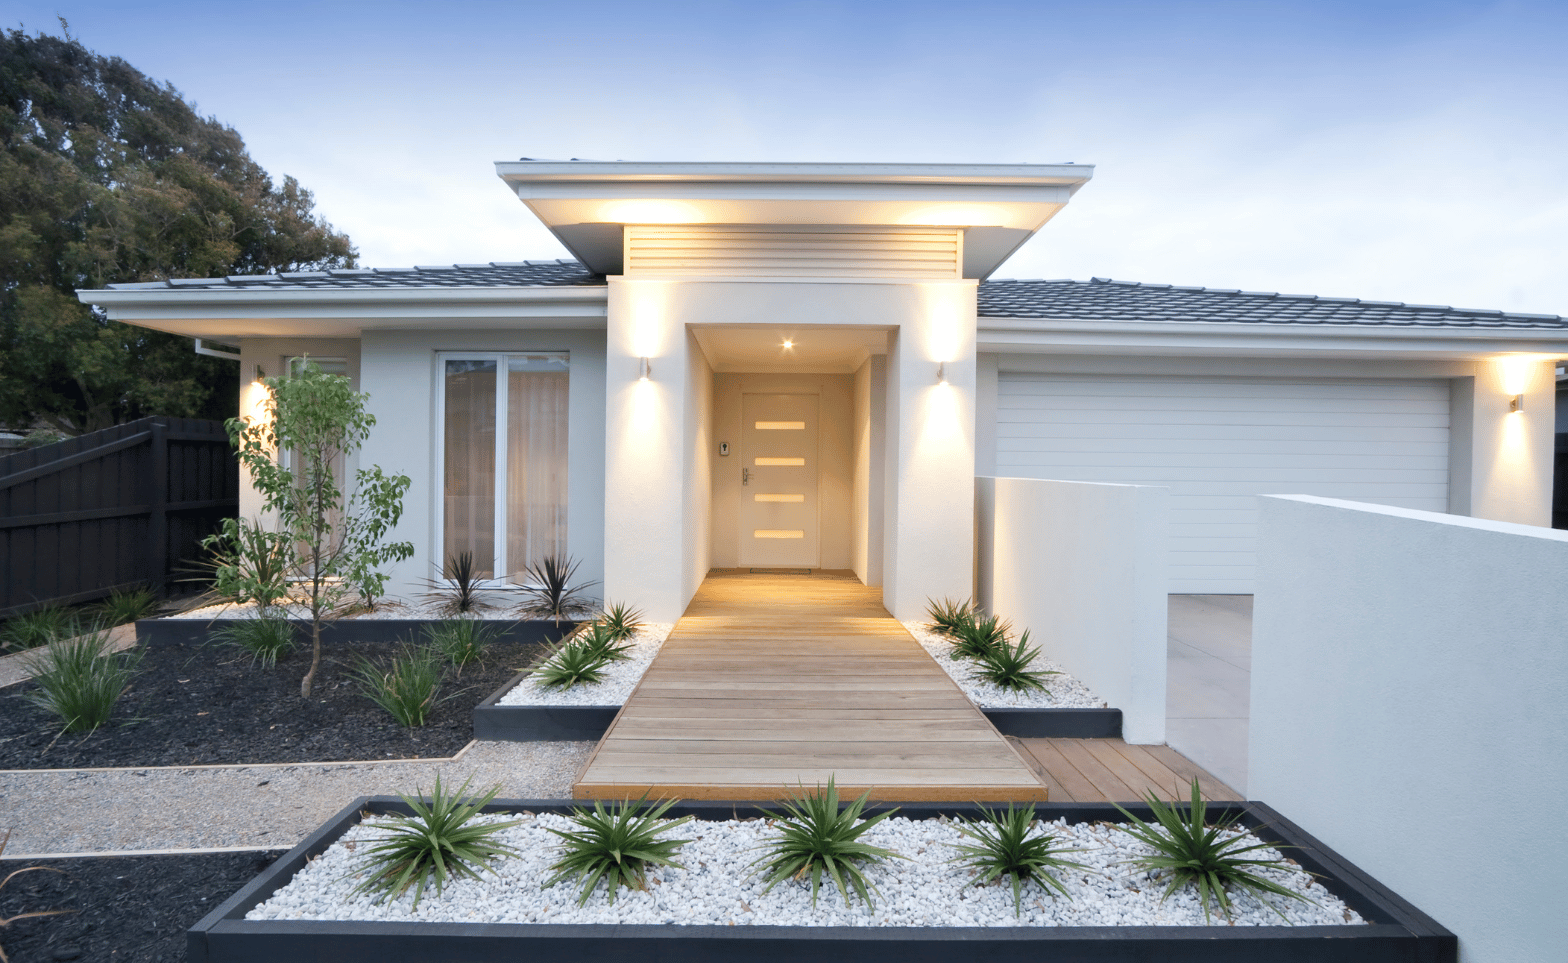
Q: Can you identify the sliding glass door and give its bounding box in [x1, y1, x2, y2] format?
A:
[440, 353, 568, 582]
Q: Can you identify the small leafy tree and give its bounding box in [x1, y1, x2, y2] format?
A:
[228, 360, 413, 696]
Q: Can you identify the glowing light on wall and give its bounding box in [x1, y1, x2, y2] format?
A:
[597, 200, 705, 224]
[895, 204, 1011, 227]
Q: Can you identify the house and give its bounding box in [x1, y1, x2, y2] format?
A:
[78, 161, 1568, 623]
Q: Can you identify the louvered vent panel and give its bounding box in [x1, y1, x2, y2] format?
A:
[624, 227, 962, 279]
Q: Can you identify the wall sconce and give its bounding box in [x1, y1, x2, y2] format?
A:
[1510, 393, 1524, 413]
[252, 364, 266, 384]
[936, 361, 948, 386]
[638, 357, 651, 382]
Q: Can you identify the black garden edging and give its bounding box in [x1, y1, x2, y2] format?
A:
[189, 797, 1456, 963]
[472, 674, 1123, 742]
[136, 617, 579, 648]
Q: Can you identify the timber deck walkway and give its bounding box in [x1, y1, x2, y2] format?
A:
[573, 570, 1048, 801]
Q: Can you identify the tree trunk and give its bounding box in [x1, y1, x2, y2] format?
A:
[301, 616, 322, 697]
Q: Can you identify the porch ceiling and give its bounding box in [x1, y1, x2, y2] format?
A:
[690, 324, 889, 373]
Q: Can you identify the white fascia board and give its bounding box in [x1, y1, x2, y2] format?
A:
[977, 316, 1568, 360]
[77, 285, 610, 328]
[495, 161, 1093, 189]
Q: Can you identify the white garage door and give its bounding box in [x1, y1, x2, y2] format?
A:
[995, 374, 1451, 593]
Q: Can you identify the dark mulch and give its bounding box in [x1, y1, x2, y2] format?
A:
[0, 639, 550, 770]
[0, 849, 286, 963]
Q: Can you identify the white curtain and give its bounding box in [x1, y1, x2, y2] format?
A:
[506, 359, 569, 582]
[442, 360, 496, 578]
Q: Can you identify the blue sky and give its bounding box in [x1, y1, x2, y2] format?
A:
[15, 1, 1568, 313]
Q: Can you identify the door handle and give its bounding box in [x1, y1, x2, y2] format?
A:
[742, 467, 750, 486]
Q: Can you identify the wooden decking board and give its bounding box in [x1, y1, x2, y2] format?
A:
[572, 571, 1048, 802]
[1014, 738, 1240, 803]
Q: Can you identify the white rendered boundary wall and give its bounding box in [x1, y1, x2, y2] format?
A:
[1250, 495, 1568, 963]
[975, 476, 1168, 743]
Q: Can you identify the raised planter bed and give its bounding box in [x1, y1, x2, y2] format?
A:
[188, 796, 1455, 963]
[473, 670, 1122, 741]
[136, 617, 578, 647]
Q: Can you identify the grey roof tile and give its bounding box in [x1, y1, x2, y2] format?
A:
[103, 260, 605, 291]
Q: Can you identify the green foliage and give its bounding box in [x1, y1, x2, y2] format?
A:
[92, 586, 159, 626]
[213, 617, 297, 669]
[420, 551, 493, 615]
[925, 596, 976, 637]
[949, 803, 1091, 915]
[748, 777, 903, 909]
[597, 602, 644, 643]
[575, 621, 633, 662]
[350, 776, 523, 910]
[949, 613, 1010, 661]
[518, 554, 598, 621]
[352, 644, 444, 727]
[198, 517, 293, 611]
[1112, 778, 1315, 923]
[423, 618, 494, 670]
[544, 796, 692, 905]
[530, 640, 612, 690]
[974, 630, 1058, 694]
[228, 359, 414, 697]
[0, 28, 355, 434]
[0, 606, 78, 654]
[20, 630, 140, 733]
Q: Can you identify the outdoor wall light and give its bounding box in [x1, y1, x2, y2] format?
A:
[937, 361, 948, 385]
[638, 357, 651, 381]
[1510, 393, 1524, 413]
[252, 364, 266, 384]
[782, 339, 794, 350]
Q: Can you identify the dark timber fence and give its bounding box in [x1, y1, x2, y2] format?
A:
[0, 417, 238, 617]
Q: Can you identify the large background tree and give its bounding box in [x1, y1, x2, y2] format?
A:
[0, 24, 356, 434]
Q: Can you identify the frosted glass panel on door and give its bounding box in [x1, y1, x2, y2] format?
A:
[505, 357, 569, 582]
[443, 360, 496, 578]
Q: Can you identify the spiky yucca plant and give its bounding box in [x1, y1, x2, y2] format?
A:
[949, 803, 1091, 915]
[544, 796, 692, 905]
[531, 640, 612, 690]
[518, 554, 598, 621]
[350, 776, 523, 910]
[576, 621, 633, 662]
[925, 596, 975, 637]
[598, 602, 645, 643]
[748, 777, 903, 909]
[1112, 778, 1315, 922]
[975, 630, 1059, 694]
[949, 613, 1010, 661]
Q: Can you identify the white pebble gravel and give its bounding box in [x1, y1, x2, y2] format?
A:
[902, 622, 1106, 709]
[496, 623, 674, 706]
[248, 812, 1361, 928]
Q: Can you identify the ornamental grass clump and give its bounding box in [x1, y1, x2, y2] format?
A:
[349, 776, 523, 910]
[949, 803, 1091, 916]
[0, 606, 78, 654]
[21, 630, 140, 734]
[423, 618, 494, 671]
[518, 553, 598, 622]
[748, 776, 903, 909]
[531, 639, 612, 690]
[92, 585, 159, 627]
[352, 644, 445, 727]
[213, 616, 297, 668]
[1112, 778, 1315, 923]
[974, 630, 1059, 694]
[597, 602, 644, 643]
[419, 551, 495, 616]
[544, 796, 692, 905]
[925, 596, 976, 637]
[949, 613, 1010, 661]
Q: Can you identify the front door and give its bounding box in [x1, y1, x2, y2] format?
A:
[738, 393, 820, 567]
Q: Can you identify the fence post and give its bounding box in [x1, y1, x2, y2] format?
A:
[149, 420, 169, 593]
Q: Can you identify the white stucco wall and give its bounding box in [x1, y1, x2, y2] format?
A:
[1250, 495, 1568, 963]
[356, 328, 607, 600]
[851, 355, 886, 587]
[975, 475, 1169, 743]
[682, 331, 714, 607]
[1455, 358, 1556, 525]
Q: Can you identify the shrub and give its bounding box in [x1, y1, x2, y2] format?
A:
[575, 621, 633, 662]
[213, 617, 298, 669]
[21, 630, 140, 734]
[517, 554, 598, 621]
[598, 601, 644, 643]
[1112, 778, 1315, 922]
[420, 551, 494, 616]
[949, 613, 1010, 661]
[352, 644, 444, 727]
[350, 776, 523, 910]
[747, 776, 903, 909]
[949, 803, 1090, 915]
[544, 796, 692, 905]
[530, 640, 612, 690]
[423, 618, 494, 670]
[93, 585, 159, 627]
[925, 596, 975, 636]
[198, 517, 293, 611]
[0, 606, 78, 654]
[974, 630, 1058, 694]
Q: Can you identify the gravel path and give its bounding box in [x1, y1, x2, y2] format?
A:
[0, 740, 593, 857]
